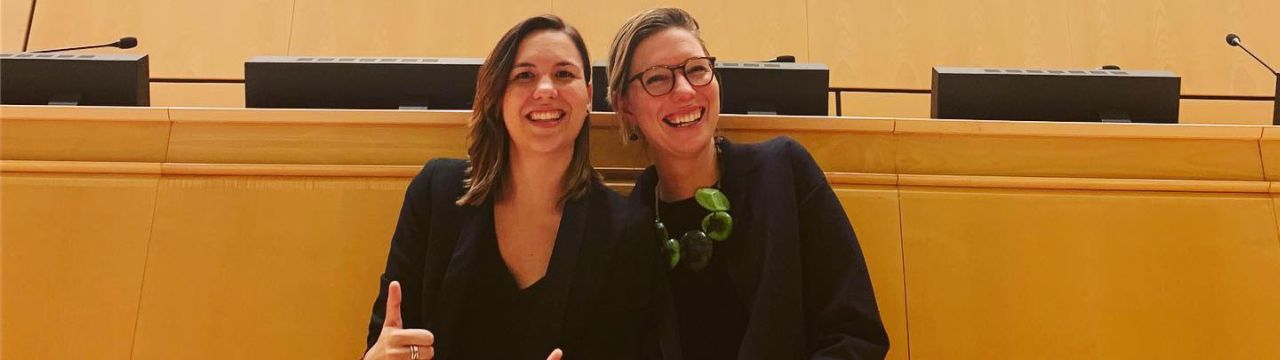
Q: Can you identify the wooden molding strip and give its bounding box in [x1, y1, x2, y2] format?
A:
[0, 105, 169, 122]
[898, 174, 1271, 193]
[893, 118, 1266, 140]
[0, 160, 161, 174]
[5, 160, 1270, 193]
[826, 172, 899, 186]
[167, 107, 470, 126]
[160, 163, 423, 177]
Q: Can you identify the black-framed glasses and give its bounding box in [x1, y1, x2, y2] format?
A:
[626, 56, 717, 97]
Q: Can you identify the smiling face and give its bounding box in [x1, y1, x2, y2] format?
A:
[616, 28, 720, 159]
[501, 29, 592, 156]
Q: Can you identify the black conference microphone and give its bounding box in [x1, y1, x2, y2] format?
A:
[1225, 33, 1280, 125]
[29, 36, 138, 53]
[765, 55, 796, 63]
[1227, 33, 1277, 74]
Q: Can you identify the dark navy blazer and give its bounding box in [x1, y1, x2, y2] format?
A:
[366, 159, 664, 359]
[631, 137, 890, 360]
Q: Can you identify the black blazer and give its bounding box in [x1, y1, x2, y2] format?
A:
[366, 159, 664, 359]
[632, 137, 890, 360]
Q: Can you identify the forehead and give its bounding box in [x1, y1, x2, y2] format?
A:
[630, 28, 707, 73]
[515, 30, 582, 67]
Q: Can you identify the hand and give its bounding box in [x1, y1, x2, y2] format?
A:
[364, 281, 436, 360]
[546, 348, 563, 360]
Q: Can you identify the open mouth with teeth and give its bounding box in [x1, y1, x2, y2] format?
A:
[663, 108, 704, 128]
[526, 110, 566, 122]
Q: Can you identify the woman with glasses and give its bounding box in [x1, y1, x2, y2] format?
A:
[363, 15, 662, 360]
[607, 8, 889, 359]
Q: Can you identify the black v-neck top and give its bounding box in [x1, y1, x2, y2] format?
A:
[453, 223, 556, 359]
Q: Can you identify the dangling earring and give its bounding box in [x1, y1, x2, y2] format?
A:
[629, 123, 644, 141]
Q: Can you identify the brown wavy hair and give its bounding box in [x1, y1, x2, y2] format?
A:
[456, 14, 601, 206]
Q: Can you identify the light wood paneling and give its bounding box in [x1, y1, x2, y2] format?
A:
[0, 172, 159, 360]
[0, 0, 32, 52]
[839, 92, 932, 119]
[835, 186, 908, 360]
[130, 175, 408, 360]
[150, 82, 245, 108]
[0, 106, 170, 162]
[553, 0, 809, 65]
[807, 0, 1280, 97]
[5, 106, 1277, 360]
[1274, 195, 1280, 247]
[26, 0, 293, 79]
[166, 108, 469, 165]
[1262, 127, 1280, 182]
[833, 93, 1278, 126]
[288, 0, 552, 58]
[900, 187, 1280, 359]
[893, 119, 1265, 181]
[1180, 98, 1276, 125]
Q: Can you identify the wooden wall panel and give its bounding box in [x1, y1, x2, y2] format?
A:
[0, 106, 170, 162]
[553, 0, 809, 66]
[833, 93, 1280, 126]
[0, 0, 32, 52]
[1263, 127, 1280, 182]
[719, 115, 898, 175]
[288, 0, 552, 58]
[130, 175, 408, 360]
[0, 172, 159, 360]
[807, 0, 1280, 97]
[150, 82, 245, 108]
[166, 108, 469, 165]
[839, 92, 932, 119]
[4, 106, 1276, 359]
[899, 187, 1280, 359]
[893, 119, 1265, 181]
[835, 186, 908, 360]
[26, 0, 292, 79]
[1179, 99, 1274, 126]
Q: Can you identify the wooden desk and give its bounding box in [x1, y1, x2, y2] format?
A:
[3, 106, 1278, 360]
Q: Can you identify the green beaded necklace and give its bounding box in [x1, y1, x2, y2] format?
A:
[652, 142, 733, 271]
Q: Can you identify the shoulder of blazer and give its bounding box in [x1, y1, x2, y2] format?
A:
[593, 182, 651, 241]
[406, 158, 469, 207]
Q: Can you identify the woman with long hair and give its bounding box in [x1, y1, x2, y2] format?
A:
[364, 15, 661, 360]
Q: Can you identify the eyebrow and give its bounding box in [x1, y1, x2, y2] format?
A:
[513, 61, 581, 69]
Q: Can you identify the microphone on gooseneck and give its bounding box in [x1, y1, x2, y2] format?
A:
[765, 55, 796, 63]
[1226, 33, 1277, 75]
[29, 36, 138, 53]
[1226, 33, 1279, 126]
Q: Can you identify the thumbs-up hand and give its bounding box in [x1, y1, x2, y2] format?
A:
[546, 348, 563, 360]
[363, 281, 436, 360]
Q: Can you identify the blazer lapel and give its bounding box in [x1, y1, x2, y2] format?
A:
[429, 202, 487, 351]
[719, 138, 764, 307]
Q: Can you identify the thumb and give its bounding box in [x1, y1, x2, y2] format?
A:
[383, 281, 403, 329]
[546, 348, 562, 360]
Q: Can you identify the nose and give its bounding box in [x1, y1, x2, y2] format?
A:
[668, 71, 696, 102]
[532, 75, 558, 99]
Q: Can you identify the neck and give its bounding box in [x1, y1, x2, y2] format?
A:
[501, 144, 571, 208]
[652, 138, 719, 202]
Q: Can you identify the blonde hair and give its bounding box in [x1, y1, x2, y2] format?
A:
[606, 8, 710, 144]
[456, 14, 601, 206]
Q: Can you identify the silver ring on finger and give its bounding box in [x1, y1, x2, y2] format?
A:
[410, 344, 420, 360]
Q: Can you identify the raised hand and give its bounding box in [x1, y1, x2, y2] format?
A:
[364, 281, 436, 360]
